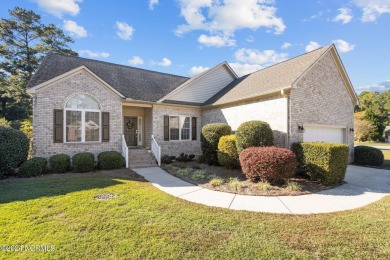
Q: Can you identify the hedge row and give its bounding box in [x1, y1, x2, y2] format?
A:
[17, 151, 124, 178]
[292, 142, 349, 185]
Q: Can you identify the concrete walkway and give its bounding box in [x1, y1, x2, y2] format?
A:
[133, 166, 390, 214]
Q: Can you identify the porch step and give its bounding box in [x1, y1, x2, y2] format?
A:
[128, 149, 157, 169]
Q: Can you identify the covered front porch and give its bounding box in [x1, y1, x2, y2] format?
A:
[120, 103, 161, 168]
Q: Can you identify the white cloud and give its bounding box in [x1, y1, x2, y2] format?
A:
[63, 20, 87, 38]
[333, 8, 353, 24]
[79, 50, 110, 58]
[333, 39, 355, 53]
[229, 62, 263, 77]
[188, 66, 210, 76]
[149, 0, 159, 10]
[281, 42, 292, 49]
[153, 58, 172, 67]
[234, 48, 288, 66]
[36, 0, 82, 18]
[305, 41, 321, 52]
[116, 21, 134, 40]
[198, 34, 235, 47]
[128, 56, 144, 65]
[355, 80, 390, 93]
[175, 0, 285, 46]
[352, 0, 390, 22]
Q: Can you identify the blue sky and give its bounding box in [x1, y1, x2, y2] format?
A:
[1, 0, 389, 93]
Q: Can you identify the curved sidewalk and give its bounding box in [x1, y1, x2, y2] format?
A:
[133, 165, 390, 214]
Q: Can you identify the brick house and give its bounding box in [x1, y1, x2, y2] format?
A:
[27, 45, 358, 167]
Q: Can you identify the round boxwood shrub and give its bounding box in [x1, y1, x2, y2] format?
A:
[201, 123, 232, 165]
[49, 154, 71, 173]
[0, 126, 29, 178]
[72, 152, 95, 173]
[97, 151, 124, 170]
[354, 146, 384, 166]
[235, 121, 274, 153]
[19, 157, 48, 177]
[239, 147, 297, 184]
[218, 135, 239, 168]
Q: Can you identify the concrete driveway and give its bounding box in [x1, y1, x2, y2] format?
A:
[133, 165, 390, 214]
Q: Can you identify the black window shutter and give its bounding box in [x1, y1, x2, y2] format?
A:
[102, 112, 110, 142]
[164, 115, 169, 141]
[53, 109, 63, 143]
[192, 117, 197, 140]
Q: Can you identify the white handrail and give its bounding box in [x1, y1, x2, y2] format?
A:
[121, 135, 129, 168]
[151, 135, 161, 166]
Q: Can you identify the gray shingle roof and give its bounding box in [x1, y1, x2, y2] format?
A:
[204, 45, 331, 106]
[28, 52, 189, 102]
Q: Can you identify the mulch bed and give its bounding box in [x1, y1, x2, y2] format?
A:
[162, 161, 342, 196]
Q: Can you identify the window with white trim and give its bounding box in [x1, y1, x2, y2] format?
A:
[169, 116, 191, 141]
[65, 94, 101, 143]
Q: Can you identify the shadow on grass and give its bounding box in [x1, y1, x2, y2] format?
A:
[0, 169, 147, 204]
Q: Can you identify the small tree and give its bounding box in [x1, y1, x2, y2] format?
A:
[354, 111, 374, 142]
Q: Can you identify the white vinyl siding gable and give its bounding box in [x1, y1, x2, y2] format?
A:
[166, 65, 235, 104]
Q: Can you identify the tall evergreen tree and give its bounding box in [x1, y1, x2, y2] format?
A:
[0, 7, 77, 120]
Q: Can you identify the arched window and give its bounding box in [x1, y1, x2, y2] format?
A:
[65, 94, 101, 142]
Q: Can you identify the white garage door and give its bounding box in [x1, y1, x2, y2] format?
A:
[303, 126, 345, 144]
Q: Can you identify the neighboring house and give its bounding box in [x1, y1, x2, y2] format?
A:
[27, 44, 358, 167]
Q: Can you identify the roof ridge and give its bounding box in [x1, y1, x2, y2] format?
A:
[239, 45, 332, 79]
[47, 52, 189, 80]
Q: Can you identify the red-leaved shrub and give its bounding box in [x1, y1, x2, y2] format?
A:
[239, 147, 297, 184]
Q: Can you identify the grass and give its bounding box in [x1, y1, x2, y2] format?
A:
[1, 171, 390, 259]
[355, 142, 390, 147]
[256, 181, 272, 191]
[382, 150, 390, 167]
[285, 181, 302, 192]
[209, 177, 224, 187]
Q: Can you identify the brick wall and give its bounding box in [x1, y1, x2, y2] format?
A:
[290, 51, 355, 159]
[32, 70, 123, 159]
[152, 105, 202, 156]
[202, 96, 288, 147]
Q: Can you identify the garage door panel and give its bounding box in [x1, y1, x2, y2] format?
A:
[303, 126, 345, 144]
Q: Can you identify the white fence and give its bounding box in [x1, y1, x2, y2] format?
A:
[121, 135, 129, 168]
[151, 135, 161, 166]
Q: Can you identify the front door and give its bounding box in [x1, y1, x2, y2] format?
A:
[124, 116, 138, 146]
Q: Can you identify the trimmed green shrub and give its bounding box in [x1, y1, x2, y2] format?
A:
[354, 146, 384, 166]
[292, 142, 349, 185]
[72, 152, 95, 173]
[97, 151, 123, 170]
[0, 126, 29, 178]
[239, 147, 297, 184]
[218, 134, 239, 168]
[19, 157, 48, 177]
[235, 120, 274, 153]
[49, 154, 71, 173]
[201, 123, 232, 165]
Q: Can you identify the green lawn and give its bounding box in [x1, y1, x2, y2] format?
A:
[355, 142, 390, 147]
[382, 150, 390, 167]
[1, 171, 390, 259]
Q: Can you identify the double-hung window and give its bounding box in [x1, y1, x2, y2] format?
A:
[65, 94, 101, 143]
[169, 116, 191, 141]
